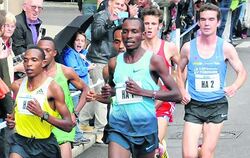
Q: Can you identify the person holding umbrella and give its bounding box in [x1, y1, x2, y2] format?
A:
[62, 31, 96, 146]
[63, 31, 96, 86]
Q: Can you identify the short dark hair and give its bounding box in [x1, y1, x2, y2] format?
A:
[123, 18, 145, 32]
[198, 3, 221, 21]
[141, 6, 163, 24]
[113, 25, 122, 40]
[39, 36, 57, 50]
[27, 45, 46, 60]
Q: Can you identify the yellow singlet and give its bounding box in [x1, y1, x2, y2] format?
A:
[15, 77, 59, 139]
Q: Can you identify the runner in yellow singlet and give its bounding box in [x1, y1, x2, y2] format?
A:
[6, 46, 73, 158]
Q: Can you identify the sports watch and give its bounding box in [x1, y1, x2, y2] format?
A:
[41, 112, 49, 122]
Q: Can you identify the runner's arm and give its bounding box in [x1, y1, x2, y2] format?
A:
[224, 42, 247, 97]
[45, 82, 73, 132]
[126, 55, 182, 102]
[176, 42, 190, 105]
[63, 65, 89, 114]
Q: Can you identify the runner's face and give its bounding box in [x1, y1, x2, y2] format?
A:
[74, 34, 86, 53]
[122, 19, 143, 51]
[198, 10, 220, 36]
[113, 29, 126, 53]
[143, 15, 160, 39]
[23, 49, 44, 77]
[37, 40, 56, 65]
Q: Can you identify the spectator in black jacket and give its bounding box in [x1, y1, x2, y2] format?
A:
[12, 0, 45, 56]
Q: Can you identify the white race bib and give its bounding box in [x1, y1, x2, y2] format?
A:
[195, 74, 220, 92]
[17, 95, 34, 115]
[116, 82, 143, 104]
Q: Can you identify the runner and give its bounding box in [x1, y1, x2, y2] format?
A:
[6, 46, 73, 158]
[37, 37, 89, 158]
[177, 3, 247, 158]
[141, 7, 180, 158]
[102, 17, 182, 158]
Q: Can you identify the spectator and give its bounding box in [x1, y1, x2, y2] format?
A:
[0, 10, 14, 158]
[77, 0, 102, 41]
[229, 0, 248, 40]
[136, 0, 159, 18]
[237, 0, 248, 39]
[85, 0, 126, 143]
[2, 12, 25, 84]
[12, 0, 45, 56]
[229, 0, 240, 41]
[217, 0, 232, 38]
[63, 31, 96, 147]
[63, 31, 95, 86]
[164, 0, 181, 42]
[1, 13, 24, 157]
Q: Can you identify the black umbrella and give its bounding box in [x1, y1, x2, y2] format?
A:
[54, 14, 93, 53]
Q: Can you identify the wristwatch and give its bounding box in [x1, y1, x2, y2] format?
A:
[41, 112, 49, 122]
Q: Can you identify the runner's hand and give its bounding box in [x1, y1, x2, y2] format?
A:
[26, 99, 43, 117]
[181, 89, 191, 105]
[86, 90, 96, 102]
[125, 77, 142, 96]
[101, 84, 112, 99]
[224, 84, 237, 97]
[6, 114, 15, 129]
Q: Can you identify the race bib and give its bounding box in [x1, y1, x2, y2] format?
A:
[17, 95, 34, 115]
[195, 74, 220, 92]
[116, 82, 143, 104]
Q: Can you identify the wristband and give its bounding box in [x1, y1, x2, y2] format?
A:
[41, 112, 49, 122]
[152, 91, 157, 100]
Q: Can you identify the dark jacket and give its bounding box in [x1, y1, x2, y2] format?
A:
[87, 9, 116, 64]
[12, 11, 42, 56]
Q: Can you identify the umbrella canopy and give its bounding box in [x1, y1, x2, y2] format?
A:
[54, 14, 93, 53]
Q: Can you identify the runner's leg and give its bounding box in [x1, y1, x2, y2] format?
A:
[108, 141, 130, 158]
[201, 122, 223, 158]
[60, 142, 72, 158]
[157, 117, 168, 143]
[182, 122, 203, 158]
